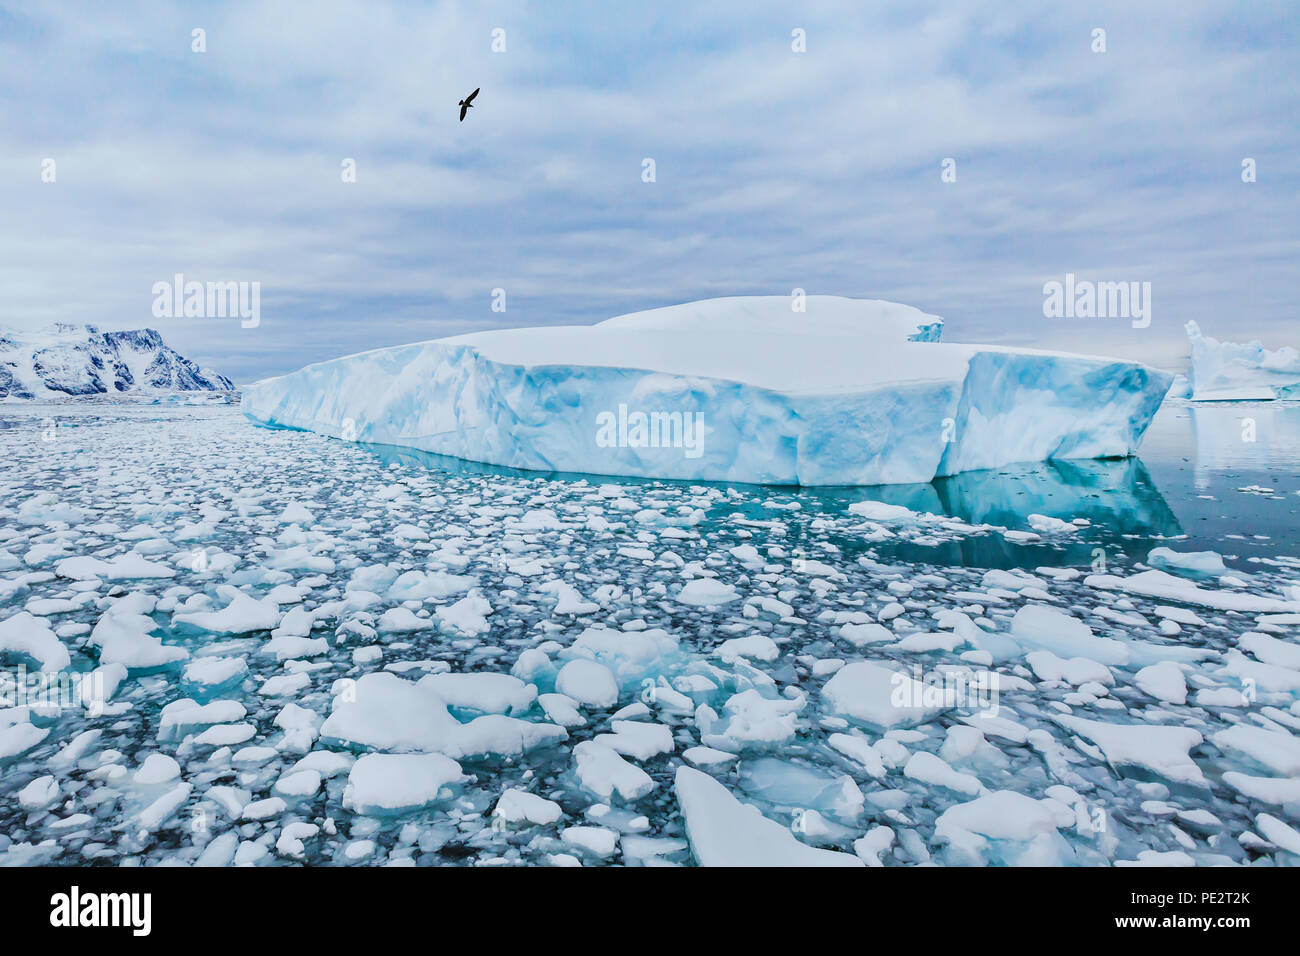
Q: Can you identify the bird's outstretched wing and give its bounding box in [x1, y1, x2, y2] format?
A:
[465, 87, 480, 105]
[459, 103, 468, 121]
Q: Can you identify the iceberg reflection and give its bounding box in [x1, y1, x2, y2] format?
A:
[810, 457, 1183, 569]
[1189, 403, 1300, 492]
[368, 440, 1184, 571]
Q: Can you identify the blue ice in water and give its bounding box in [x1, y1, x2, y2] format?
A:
[0, 399, 1297, 867]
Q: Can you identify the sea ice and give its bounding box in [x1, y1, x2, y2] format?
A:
[1147, 547, 1228, 578]
[3, 399, 1297, 868]
[172, 586, 282, 634]
[1054, 716, 1207, 787]
[0, 611, 70, 672]
[1210, 725, 1300, 777]
[421, 672, 537, 716]
[555, 660, 619, 708]
[494, 788, 563, 826]
[343, 753, 463, 814]
[702, 689, 804, 750]
[822, 661, 950, 728]
[572, 740, 654, 802]
[1010, 604, 1130, 666]
[674, 767, 863, 867]
[319, 672, 565, 760]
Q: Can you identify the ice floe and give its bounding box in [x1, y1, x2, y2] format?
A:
[1, 400, 1298, 868]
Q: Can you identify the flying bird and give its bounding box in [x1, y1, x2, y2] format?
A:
[458, 87, 479, 122]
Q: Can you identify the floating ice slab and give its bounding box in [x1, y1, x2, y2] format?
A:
[318, 672, 566, 759]
[934, 790, 1072, 865]
[0, 611, 69, 672]
[1184, 321, 1300, 401]
[1086, 569, 1300, 614]
[1053, 716, 1207, 787]
[674, 767, 863, 866]
[1010, 604, 1130, 667]
[343, 753, 463, 814]
[822, 661, 949, 728]
[243, 296, 1172, 486]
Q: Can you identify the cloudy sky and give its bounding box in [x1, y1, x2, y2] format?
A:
[2, 0, 1296, 382]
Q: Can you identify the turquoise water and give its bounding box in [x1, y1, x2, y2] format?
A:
[368, 402, 1300, 573]
[1135, 401, 1300, 550]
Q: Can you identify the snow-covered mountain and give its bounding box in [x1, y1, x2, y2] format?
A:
[0, 323, 233, 399]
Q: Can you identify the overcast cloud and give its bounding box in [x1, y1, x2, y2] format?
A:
[2, 0, 1297, 381]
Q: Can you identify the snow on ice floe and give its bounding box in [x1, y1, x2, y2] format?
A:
[1184, 321, 1300, 401]
[1085, 568, 1300, 614]
[0, 611, 70, 672]
[934, 790, 1074, 865]
[318, 671, 565, 759]
[343, 753, 464, 814]
[674, 767, 862, 866]
[242, 296, 1172, 485]
[2, 400, 1300, 867]
[823, 661, 949, 728]
[1146, 547, 1228, 579]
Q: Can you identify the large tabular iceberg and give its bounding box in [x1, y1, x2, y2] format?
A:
[1184, 320, 1300, 401]
[242, 296, 1172, 486]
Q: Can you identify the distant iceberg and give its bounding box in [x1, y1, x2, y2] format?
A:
[1184, 320, 1300, 401]
[242, 296, 1172, 486]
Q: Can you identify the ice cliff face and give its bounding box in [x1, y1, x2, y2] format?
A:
[0, 324, 233, 399]
[242, 296, 1172, 486]
[1184, 321, 1300, 401]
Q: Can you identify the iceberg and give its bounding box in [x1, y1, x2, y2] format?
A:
[242, 296, 1172, 486]
[1184, 320, 1300, 401]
